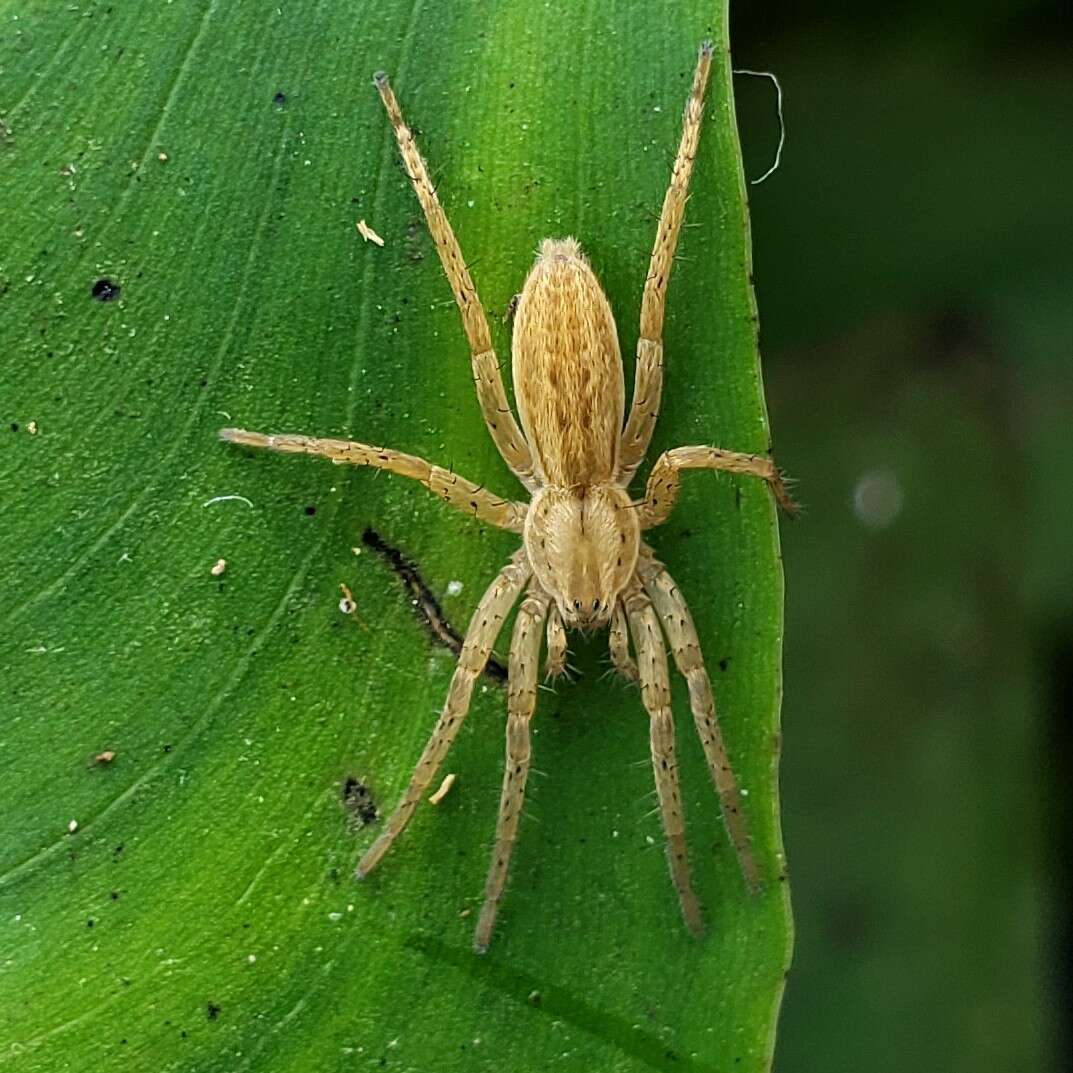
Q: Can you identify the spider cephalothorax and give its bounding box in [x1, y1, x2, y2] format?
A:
[221, 42, 795, 952]
[525, 483, 639, 631]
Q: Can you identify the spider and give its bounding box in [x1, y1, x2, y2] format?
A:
[221, 41, 796, 952]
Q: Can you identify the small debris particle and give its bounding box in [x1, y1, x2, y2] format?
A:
[157, 151, 168, 162]
[91, 278, 121, 302]
[338, 583, 357, 615]
[459, 908, 471, 919]
[732, 68, 786, 185]
[94, 750, 116, 765]
[26, 420, 38, 435]
[68, 819, 78, 833]
[206, 1002, 221, 1022]
[202, 494, 254, 509]
[272, 91, 287, 107]
[362, 527, 507, 683]
[428, 772, 456, 805]
[527, 990, 542, 1007]
[356, 219, 385, 246]
[446, 579, 463, 597]
[210, 558, 227, 577]
[342, 776, 378, 828]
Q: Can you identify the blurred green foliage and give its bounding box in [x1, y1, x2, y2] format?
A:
[729, 2, 1070, 1069]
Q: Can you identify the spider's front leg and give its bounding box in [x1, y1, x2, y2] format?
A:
[638, 551, 760, 893]
[624, 584, 703, 935]
[474, 583, 550, 952]
[636, 444, 799, 529]
[357, 552, 531, 878]
[220, 428, 527, 532]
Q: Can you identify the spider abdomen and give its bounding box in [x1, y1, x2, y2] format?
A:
[512, 238, 624, 488]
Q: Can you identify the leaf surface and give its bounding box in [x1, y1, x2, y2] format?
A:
[0, 2, 790, 1069]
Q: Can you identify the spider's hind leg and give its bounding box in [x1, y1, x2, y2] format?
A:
[374, 73, 536, 489]
[618, 41, 714, 484]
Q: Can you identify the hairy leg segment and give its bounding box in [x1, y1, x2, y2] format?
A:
[219, 427, 527, 532]
[357, 553, 531, 879]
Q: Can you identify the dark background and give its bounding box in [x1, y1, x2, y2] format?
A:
[729, 2, 1070, 1069]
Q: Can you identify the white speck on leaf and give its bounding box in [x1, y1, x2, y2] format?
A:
[428, 773, 456, 805]
[356, 219, 385, 246]
[203, 494, 254, 509]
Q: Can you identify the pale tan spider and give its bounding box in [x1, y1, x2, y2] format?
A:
[221, 41, 795, 952]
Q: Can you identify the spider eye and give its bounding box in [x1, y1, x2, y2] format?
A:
[572, 599, 581, 610]
[592, 599, 601, 611]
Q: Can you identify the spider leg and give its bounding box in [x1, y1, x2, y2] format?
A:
[220, 428, 527, 532]
[609, 601, 638, 682]
[618, 42, 714, 483]
[638, 550, 760, 892]
[374, 74, 537, 490]
[636, 444, 798, 529]
[474, 583, 550, 952]
[624, 585, 703, 935]
[543, 603, 568, 679]
[357, 552, 531, 877]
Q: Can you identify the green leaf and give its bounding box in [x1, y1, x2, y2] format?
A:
[0, 2, 790, 1070]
